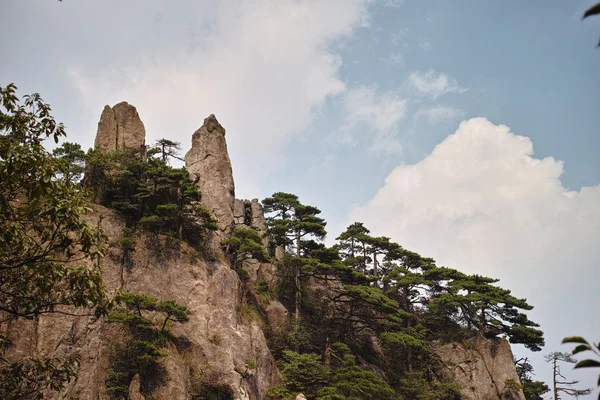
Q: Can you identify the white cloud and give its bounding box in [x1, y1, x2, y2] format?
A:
[349, 117, 600, 374]
[391, 28, 410, 45]
[414, 105, 463, 124]
[419, 41, 433, 51]
[381, 52, 405, 66]
[409, 69, 467, 99]
[338, 85, 408, 153]
[67, 0, 370, 198]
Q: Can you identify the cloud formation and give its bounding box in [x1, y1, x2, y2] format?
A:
[350, 117, 600, 365]
[409, 69, 467, 99]
[414, 105, 463, 124]
[67, 0, 369, 198]
[339, 85, 408, 153]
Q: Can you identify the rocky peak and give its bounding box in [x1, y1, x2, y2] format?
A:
[185, 114, 235, 235]
[94, 102, 146, 152]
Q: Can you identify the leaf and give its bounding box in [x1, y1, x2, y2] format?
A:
[562, 336, 590, 345]
[572, 344, 593, 355]
[583, 2, 600, 19]
[574, 359, 600, 369]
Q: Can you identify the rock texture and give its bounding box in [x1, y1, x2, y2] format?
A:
[185, 115, 235, 236]
[94, 102, 146, 152]
[234, 199, 269, 244]
[5, 205, 283, 400]
[435, 337, 525, 400]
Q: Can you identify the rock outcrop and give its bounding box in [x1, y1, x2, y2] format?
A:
[234, 198, 269, 245]
[185, 115, 235, 236]
[5, 106, 286, 400]
[94, 102, 146, 152]
[5, 102, 530, 400]
[5, 205, 283, 400]
[435, 337, 526, 400]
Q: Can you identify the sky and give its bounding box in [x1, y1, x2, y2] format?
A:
[2, 0, 599, 395]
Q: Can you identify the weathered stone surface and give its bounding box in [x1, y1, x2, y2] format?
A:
[250, 199, 268, 236]
[94, 102, 146, 152]
[265, 301, 289, 334]
[185, 115, 235, 235]
[128, 374, 145, 400]
[113, 102, 146, 151]
[434, 337, 525, 400]
[5, 206, 282, 400]
[94, 105, 118, 151]
[234, 199, 246, 225]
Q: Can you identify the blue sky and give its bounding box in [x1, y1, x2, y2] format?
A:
[2, 0, 599, 395]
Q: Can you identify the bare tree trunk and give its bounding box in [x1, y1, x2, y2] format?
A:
[553, 357, 557, 400]
[325, 337, 331, 368]
[178, 183, 183, 240]
[372, 249, 378, 279]
[295, 230, 301, 334]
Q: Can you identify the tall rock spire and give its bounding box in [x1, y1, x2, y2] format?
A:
[94, 102, 146, 152]
[185, 114, 235, 235]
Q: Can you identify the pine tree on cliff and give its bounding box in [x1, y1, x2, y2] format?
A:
[262, 192, 326, 330]
[427, 271, 545, 351]
[515, 357, 550, 400]
[336, 222, 371, 271]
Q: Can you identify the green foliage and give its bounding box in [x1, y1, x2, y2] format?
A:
[0, 84, 107, 398]
[396, 372, 460, 400]
[263, 192, 327, 257]
[562, 336, 600, 394]
[223, 228, 270, 271]
[265, 386, 296, 400]
[276, 346, 397, 400]
[0, 341, 80, 400]
[503, 378, 522, 392]
[261, 211, 543, 399]
[106, 292, 188, 398]
[52, 141, 86, 183]
[209, 334, 222, 346]
[318, 344, 396, 400]
[236, 304, 261, 324]
[521, 380, 551, 400]
[84, 141, 217, 246]
[278, 351, 329, 397]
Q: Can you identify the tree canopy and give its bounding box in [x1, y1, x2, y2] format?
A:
[0, 84, 108, 398]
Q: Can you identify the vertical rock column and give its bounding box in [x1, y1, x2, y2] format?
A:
[94, 101, 146, 152]
[185, 114, 235, 239]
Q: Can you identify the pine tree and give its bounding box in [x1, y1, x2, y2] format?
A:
[263, 192, 327, 329]
[515, 357, 550, 400]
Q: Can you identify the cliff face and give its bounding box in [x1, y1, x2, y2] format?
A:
[435, 337, 526, 400]
[5, 103, 527, 399]
[6, 207, 282, 399]
[6, 107, 283, 399]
